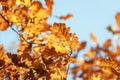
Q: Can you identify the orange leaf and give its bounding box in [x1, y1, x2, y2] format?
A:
[30, 1, 42, 17]
[103, 39, 111, 48]
[78, 41, 86, 51]
[59, 14, 73, 20]
[116, 12, 120, 28]
[90, 33, 98, 44]
[45, 0, 54, 15]
[0, 15, 9, 31]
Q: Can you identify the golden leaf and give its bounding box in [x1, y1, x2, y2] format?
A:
[50, 73, 61, 80]
[47, 34, 69, 53]
[38, 78, 44, 80]
[24, 58, 32, 67]
[99, 58, 120, 75]
[90, 33, 98, 44]
[30, 1, 42, 17]
[17, 0, 23, 4]
[17, 0, 32, 7]
[50, 68, 66, 80]
[24, 0, 31, 7]
[85, 49, 96, 58]
[45, 0, 54, 15]
[7, 12, 21, 26]
[47, 23, 79, 53]
[47, 23, 71, 53]
[35, 8, 48, 23]
[70, 33, 79, 51]
[91, 74, 101, 80]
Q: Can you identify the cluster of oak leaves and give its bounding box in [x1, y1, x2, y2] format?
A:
[0, 0, 120, 80]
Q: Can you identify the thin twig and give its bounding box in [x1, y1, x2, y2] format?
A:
[0, 13, 29, 44]
[9, 26, 29, 43]
[66, 51, 72, 78]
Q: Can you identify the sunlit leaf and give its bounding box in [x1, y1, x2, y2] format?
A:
[78, 41, 86, 51]
[85, 49, 96, 58]
[90, 33, 98, 44]
[99, 58, 120, 75]
[17, 0, 32, 7]
[1, 0, 120, 80]
[30, 1, 42, 17]
[0, 15, 9, 31]
[103, 39, 111, 48]
[91, 74, 101, 80]
[45, 0, 54, 15]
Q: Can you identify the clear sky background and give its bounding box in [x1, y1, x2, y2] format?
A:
[0, 0, 120, 79]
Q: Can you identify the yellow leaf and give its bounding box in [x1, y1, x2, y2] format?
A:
[91, 74, 101, 80]
[24, 0, 31, 7]
[99, 58, 120, 75]
[85, 49, 96, 58]
[17, 0, 23, 5]
[17, 0, 32, 7]
[30, 1, 42, 17]
[33, 46, 40, 52]
[38, 78, 44, 80]
[50, 73, 61, 80]
[35, 8, 48, 23]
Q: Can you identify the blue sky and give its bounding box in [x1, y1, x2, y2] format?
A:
[49, 0, 120, 59]
[51, 0, 120, 43]
[0, 0, 120, 79]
